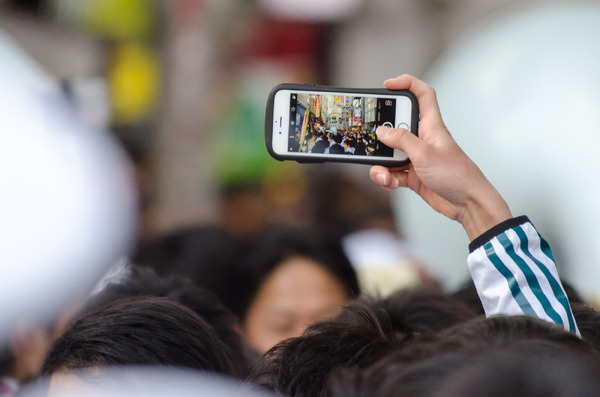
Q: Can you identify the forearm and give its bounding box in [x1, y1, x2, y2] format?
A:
[467, 216, 580, 336]
[459, 180, 512, 241]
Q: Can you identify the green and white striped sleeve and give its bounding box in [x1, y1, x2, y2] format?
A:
[467, 216, 580, 336]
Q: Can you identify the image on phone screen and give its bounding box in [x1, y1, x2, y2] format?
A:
[288, 93, 398, 157]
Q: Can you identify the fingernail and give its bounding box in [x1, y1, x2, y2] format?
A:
[376, 173, 388, 185]
[376, 126, 391, 138]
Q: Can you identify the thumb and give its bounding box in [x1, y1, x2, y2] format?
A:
[376, 126, 422, 158]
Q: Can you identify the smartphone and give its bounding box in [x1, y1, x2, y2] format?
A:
[265, 83, 418, 166]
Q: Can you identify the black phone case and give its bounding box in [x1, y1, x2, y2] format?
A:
[265, 83, 419, 166]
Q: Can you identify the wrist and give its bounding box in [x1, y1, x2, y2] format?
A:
[460, 184, 512, 241]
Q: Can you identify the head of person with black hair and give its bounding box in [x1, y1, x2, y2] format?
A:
[329, 133, 344, 154]
[249, 302, 402, 397]
[81, 265, 250, 377]
[42, 296, 244, 391]
[354, 139, 367, 155]
[131, 223, 243, 296]
[431, 347, 600, 397]
[342, 137, 356, 154]
[329, 342, 600, 397]
[328, 315, 600, 397]
[350, 314, 598, 392]
[311, 139, 329, 153]
[434, 314, 595, 358]
[329, 144, 345, 154]
[362, 285, 479, 337]
[222, 225, 360, 354]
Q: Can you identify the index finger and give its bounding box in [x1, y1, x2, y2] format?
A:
[384, 74, 446, 129]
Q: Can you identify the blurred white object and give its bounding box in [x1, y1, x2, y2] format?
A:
[0, 30, 138, 339]
[258, 0, 362, 21]
[396, 2, 600, 299]
[20, 367, 273, 397]
[343, 229, 423, 296]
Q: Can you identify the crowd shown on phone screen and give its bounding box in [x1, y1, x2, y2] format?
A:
[303, 126, 381, 156]
[3, 32, 600, 397]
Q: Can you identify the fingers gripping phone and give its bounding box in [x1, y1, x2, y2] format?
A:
[265, 83, 419, 166]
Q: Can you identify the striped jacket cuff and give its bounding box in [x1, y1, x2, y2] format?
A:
[467, 217, 580, 336]
[469, 215, 530, 253]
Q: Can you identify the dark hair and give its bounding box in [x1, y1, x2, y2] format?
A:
[572, 301, 600, 353]
[449, 280, 486, 315]
[432, 347, 600, 397]
[343, 137, 356, 148]
[131, 223, 243, 294]
[353, 314, 598, 381]
[221, 225, 360, 321]
[329, 348, 470, 397]
[311, 139, 329, 153]
[83, 265, 250, 377]
[330, 343, 600, 397]
[329, 314, 600, 397]
[363, 286, 479, 336]
[249, 303, 400, 397]
[354, 140, 366, 155]
[42, 296, 243, 378]
[435, 315, 594, 357]
[329, 144, 344, 154]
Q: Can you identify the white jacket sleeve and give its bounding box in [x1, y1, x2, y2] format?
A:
[467, 216, 580, 336]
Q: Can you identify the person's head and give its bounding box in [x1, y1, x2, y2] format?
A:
[328, 314, 600, 397]
[226, 225, 359, 353]
[428, 314, 598, 363]
[250, 303, 399, 397]
[311, 139, 329, 153]
[131, 224, 243, 293]
[42, 296, 243, 378]
[431, 347, 600, 397]
[364, 286, 479, 336]
[329, 144, 345, 154]
[361, 313, 598, 376]
[83, 265, 250, 377]
[329, 343, 600, 397]
[354, 140, 366, 155]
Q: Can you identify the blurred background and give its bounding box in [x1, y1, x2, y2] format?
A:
[3, 0, 600, 303]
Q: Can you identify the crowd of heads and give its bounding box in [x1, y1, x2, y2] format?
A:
[4, 219, 600, 396]
[3, 28, 600, 396]
[304, 121, 379, 156]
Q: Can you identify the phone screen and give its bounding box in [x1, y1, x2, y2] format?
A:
[287, 93, 398, 158]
